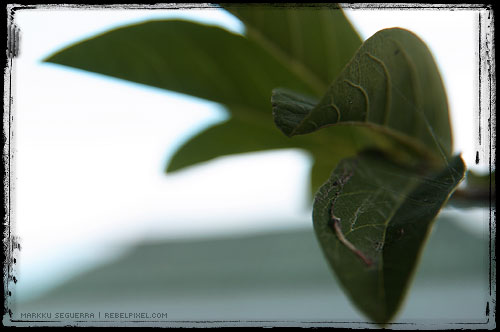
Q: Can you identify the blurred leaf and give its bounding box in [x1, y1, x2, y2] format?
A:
[449, 169, 496, 208]
[44, 20, 315, 112]
[166, 110, 297, 172]
[272, 28, 453, 167]
[44, 7, 364, 195]
[313, 151, 465, 323]
[223, 3, 362, 94]
[466, 169, 495, 189]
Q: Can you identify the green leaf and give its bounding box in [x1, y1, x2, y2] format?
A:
[223, 3, 363, 94]
[166, 110, 299, 172]
[313, 151, 465, 323]
[43, 7, 364, 195]
[272, 28, 453, 166]
[44, 20, 316, 112]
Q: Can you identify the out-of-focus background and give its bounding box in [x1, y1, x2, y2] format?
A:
[6, 5, 493, 327]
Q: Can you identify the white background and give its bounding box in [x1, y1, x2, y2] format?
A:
[10, 5, 488, 302]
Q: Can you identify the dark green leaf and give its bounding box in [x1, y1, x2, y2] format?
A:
[313, 151, 465, 323]
[44, 20, 316, 112]
[272, 28, 453, 166]
[224, 3, 363, 94]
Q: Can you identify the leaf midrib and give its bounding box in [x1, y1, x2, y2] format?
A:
[297, 120, 443, 166]
[241, 22, 328, 96]
[376, 176, 420, 317]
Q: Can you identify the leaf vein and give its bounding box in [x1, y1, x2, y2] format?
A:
[344, 79, 370, 121]
[364, 52, 392, 125]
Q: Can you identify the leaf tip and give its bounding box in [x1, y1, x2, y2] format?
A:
[41, 53, 55, 63]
